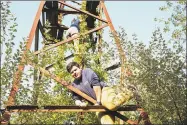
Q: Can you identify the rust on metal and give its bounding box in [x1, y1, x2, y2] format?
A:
[100, 1, 127, 85]
[34, 24, 108, 55]
[99, 2, 137, 125]
[58, 1, 108, 23]
[43, 8, 82, 15]
[7, 1, 46, 106]
[28, 62, 97, 104]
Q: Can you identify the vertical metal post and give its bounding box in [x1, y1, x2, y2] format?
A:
[35, 24, 39, 52]
[42, 11, 45, 26]
[57, 0, 65, 40]
[58, 0, 65, 24]
[98, 2, 103, 59]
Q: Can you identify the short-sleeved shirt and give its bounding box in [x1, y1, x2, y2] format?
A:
[66, 19, 80, 38]
[71, 68, 107, 101]
[65, 27, 79, 38]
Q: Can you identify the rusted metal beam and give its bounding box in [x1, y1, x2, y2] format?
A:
[6, 105, 139, 112]
[28, 62, 97, 104]
[100, 1, 127, 85]
[43, 8, 82, 15]
[100, 2, 137, 124]
[58, 1, 108, 23]
[6, 1, 46, 106]
[34, 24, 108, 55]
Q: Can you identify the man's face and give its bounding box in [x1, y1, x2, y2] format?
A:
[70, 66, 82, 79]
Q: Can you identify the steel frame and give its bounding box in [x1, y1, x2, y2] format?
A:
[1, 1, 151, 125]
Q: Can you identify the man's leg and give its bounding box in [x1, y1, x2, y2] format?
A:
[96, 111, 115, 124]
[72, 34, 80, 54]
[101, 87, 133, 111]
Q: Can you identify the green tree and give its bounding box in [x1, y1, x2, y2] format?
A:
[107, 1, 186, 123]
[0, 1, 21, 108]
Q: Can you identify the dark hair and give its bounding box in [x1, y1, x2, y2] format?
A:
[66, 62, 80, 73]
[71, 18, 76, 25]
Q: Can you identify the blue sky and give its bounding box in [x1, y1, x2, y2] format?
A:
[9, 1, 171, 51]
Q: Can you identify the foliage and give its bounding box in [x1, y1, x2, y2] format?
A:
[0, 1, 25, 107]
[155, 1, 186, 43]
[99, 2, 186, 124]
[112, 21, 185, 125]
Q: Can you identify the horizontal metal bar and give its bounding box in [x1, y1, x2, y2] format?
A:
[43, 8, 82, 15]
[7, 105, 139, 112]
[105, 62, 121, 71]
[59, 1, 108, 23]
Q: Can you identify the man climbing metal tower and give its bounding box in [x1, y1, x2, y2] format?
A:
[65, 17, 81, 54]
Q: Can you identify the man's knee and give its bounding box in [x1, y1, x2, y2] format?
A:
[96, 112, 115, 124]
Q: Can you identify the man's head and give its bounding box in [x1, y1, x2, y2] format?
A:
[71, 18, 80, 28]
[71, 18, 76, 25]
[66, 62, 82, 79]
